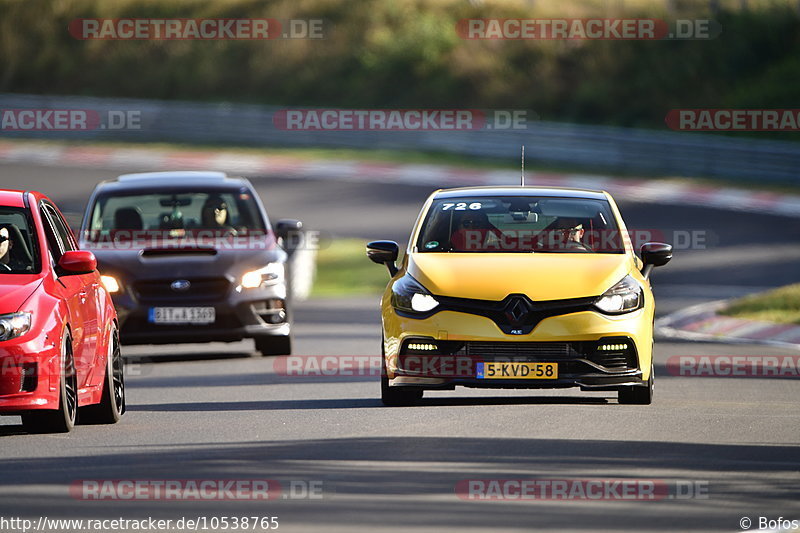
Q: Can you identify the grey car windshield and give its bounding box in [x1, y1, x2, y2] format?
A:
[416, 196, 624, 253]
[86, 189, 267, 240]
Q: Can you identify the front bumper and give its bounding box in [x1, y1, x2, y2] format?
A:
[383, 307, 653, 391]
[391, 371, 645, 391]
[113, 281, 290, 345]
[0, 334, 60, 413]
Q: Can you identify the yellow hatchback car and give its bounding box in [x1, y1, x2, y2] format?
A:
[367, 186, 672, 406]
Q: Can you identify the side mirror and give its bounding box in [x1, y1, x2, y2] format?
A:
[58, 250, 97, 275]
[640, 242, 672, 279]
[275, 219, 303, 241]
[367, 240, 399, 276]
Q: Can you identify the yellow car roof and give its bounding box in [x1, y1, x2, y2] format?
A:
[433, 186, 609, 200]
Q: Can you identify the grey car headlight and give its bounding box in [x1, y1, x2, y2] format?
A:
[242, 263, 285, 289]
[594, 275, 643, 315]
[100, 275, 121, 293]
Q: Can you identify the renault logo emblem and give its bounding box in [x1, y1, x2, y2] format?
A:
[171, 279, 191, 292]
[504, 297, 530, 325]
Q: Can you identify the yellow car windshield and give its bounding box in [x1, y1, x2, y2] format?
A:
[416, 196, 624, 253]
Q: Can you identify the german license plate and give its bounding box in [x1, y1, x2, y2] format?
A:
[476, 362, 558, 379]
[148, 307, 215, 324]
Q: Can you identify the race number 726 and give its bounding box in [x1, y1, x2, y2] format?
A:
[441, 202, 482, 211]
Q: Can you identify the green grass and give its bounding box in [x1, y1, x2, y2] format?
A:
[720, 283, 800, 325]
[310, 238, 393, 297]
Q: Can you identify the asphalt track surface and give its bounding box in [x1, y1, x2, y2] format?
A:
[1, 162, 799, 532]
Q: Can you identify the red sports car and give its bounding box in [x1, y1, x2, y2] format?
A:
[0, 189, 124, 433]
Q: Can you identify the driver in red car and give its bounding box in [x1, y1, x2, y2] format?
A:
[0, 226, 17, 271]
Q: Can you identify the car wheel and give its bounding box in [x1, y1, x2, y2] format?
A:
[21, 333, 77, 433]
[80, 325, 125, 424]
[618, 362, 654, 405]
[255, 335, 292, 356]
[380, 340, 423, 407]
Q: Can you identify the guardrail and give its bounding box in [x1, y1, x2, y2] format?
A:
[2, 93, 799, 184]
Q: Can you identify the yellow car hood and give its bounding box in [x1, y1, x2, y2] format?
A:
[407, 252, 635, 301]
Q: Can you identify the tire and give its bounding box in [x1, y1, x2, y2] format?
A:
[618, 362, 654, 405]
[80, 325, 125, 424]
[380, 341, 423, 407]
[255, 335, 292, 356]
[21, 333, 77, 433]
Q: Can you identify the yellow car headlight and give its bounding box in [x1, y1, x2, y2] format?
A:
[391, 275, 439, 314]
[595, 275, 642, 314]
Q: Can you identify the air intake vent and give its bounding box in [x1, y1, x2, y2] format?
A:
[140, 247, 217, 257]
